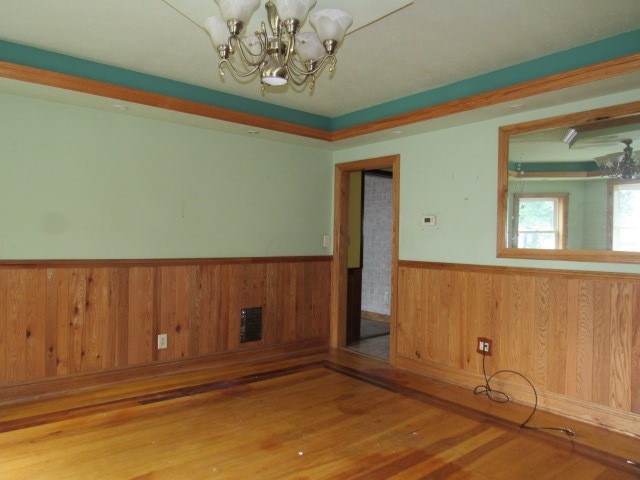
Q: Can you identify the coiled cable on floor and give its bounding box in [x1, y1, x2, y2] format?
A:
[473, 354, 575, 438]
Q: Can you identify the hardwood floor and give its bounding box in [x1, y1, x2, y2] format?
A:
[0, 349, 638, 479]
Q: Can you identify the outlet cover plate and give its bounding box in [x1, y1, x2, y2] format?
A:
[477, 337, 492, 356]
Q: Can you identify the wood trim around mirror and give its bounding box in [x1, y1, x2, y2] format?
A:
[497, 100, 640, 264]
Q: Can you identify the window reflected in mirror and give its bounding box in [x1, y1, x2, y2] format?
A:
[497, 100, 640, 263]
[512, 193, 567, 249]
[610, 181, 640, 251]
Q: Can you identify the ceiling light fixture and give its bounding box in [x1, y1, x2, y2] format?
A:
[595, 140, 640, 179]
[204, 0, 352, 91]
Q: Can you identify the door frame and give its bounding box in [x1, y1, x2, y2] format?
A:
[330, 155, 400, 364]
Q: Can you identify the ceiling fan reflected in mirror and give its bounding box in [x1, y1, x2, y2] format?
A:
[561, 134, 623, 150]
[594, 139, 640, 179]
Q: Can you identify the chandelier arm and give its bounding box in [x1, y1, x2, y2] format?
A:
[219, 58, 262, 79]
[285, 69, 311, 87]
[288, 54, 336, 77]
[231, 28, 269, 68]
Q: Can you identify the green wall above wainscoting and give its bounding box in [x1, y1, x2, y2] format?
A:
[1, 92, 332, 259]
[333, 88, 640, 275]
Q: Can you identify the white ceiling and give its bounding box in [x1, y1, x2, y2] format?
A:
[0, 0, 639, 118]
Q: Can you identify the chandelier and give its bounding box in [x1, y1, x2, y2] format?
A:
[596, 140, 640, 180]
[204, 0, 353, 90]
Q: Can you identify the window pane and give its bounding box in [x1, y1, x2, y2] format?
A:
[518, 199, 556, 230]
[616, 189, 640, 226]
[616, 228, 640, 251]
[514, 195, 564, 250]
[518, 232, 556, 249]
[613, 184, 640, 251]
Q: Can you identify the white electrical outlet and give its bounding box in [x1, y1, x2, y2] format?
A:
[477, 337, 492, 356]
[383, 290, 390, 304]
[157, 333, 168, 350]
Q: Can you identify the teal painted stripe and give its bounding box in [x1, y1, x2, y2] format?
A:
[331, 29, 640, 131]
[2, 29, 638, 133]
[509, 161, 600, 173]
[0, 39, 331, 131]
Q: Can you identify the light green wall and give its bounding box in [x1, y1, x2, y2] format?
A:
[333, 88, 640, 274]
[582, 180, 609, 250]
[1, 92, 333, 259]
[4, 85, 640, 273]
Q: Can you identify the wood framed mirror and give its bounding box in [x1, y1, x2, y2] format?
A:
[497, 100, 640, 264]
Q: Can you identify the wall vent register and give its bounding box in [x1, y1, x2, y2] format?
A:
[240, 307, 263, 343]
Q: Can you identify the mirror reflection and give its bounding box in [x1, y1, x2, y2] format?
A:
[498, 101, 640, 263]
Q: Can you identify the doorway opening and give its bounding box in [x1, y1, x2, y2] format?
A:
[345, 170, 393, 360]
[330, 155, 399, 364]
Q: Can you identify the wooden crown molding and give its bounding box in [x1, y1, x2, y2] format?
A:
[2, 53, 640, 142]
[329, 53, 640, 141]
[0, 62, 332, 142]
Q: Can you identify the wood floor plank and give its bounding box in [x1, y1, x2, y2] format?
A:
[0, 350, 637, 479]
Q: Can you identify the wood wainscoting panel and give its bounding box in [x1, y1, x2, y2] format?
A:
[395, 261, 640, 435]
[0, 257, 330, 393]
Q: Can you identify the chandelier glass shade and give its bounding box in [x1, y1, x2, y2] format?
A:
[204, 0, 353, 89]
[595, 140, 640, 180]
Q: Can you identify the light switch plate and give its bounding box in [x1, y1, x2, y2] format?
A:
[422, 215, 437, 226]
